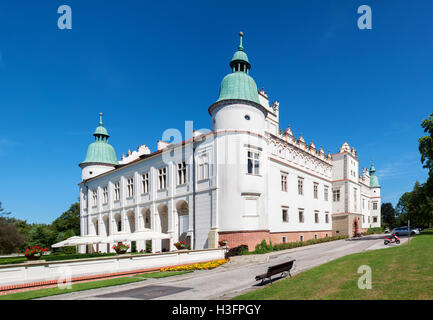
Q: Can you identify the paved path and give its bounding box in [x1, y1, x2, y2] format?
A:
[39, 234, 408, 300]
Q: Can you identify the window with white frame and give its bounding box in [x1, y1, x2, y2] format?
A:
[92, 189, 98, 206]
[324, 186, 329, 201]
[373, 216, 378, 223]
[281, 173, 288, 192]
[298, 177, 304, 195]
[114, 182, 120, 201]
[247, 150, 260, 175]
[198, 153, 209, 180]
[177, 161, 187, 185]
[142, 173, 149, 194]
[373, 202, 378, 210]
[282, 207, 289, 222]
[333, 189, 340, 202]
[103, 186, 108, 204]
[127, 178, 134, 198]
[314, 210, 319, 223]
[325, 212, 329, 224]
[313, 183, 318, 199]
[158, 167, 167, 189]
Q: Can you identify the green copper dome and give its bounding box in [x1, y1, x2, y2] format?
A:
[81, 113, 118, 166]
[231, 50, 250, 65]
[216, 32, 260, 105]
[94, 125, 109, 137]
[369, 160, 380, 187]
[217, 72, 260, 104]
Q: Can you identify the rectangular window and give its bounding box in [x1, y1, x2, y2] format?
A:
[333, 189, 340, 202]
[363, 215, 365, 223]
[362, 198, 365, 209]
[324, 186, 329, 201]
[368, 216, 371, 223]
[244, 198, 258, 216]
[142, 173, 149, 194]
[373, 216, 378, 223]
[325, 212, 329, 224]
[92, 189, 98, 206]
[300, 235, 304, 242]
[314, 211, 319, 223]
[177, 161, 187, 185]
[114, 182, 120, 201]
[373, 202, 378, 210]
[158, 167, 167, 190]
[313, 183, 318, 199]
[127, 178, 134, 198]
[281, 173, 288, 192]
[282, 208, 289, 222]
[103, 186, 108, 204]
[198, 153, 209, 180]
[247, 150, 260, 175]
[282, 236, 287, 244]
[298, 209, 304, 223]
[354, 188, 357, 210]
[298, 177, 304, 195]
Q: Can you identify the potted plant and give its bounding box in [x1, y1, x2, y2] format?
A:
[112, 242, 129, 254]
[218, 240, 228, 247]
[24, 246, 49, 261]
[174, 241, 186, 250]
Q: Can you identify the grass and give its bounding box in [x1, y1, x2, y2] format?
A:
[235, 230, 433, 300]
[0, 271, 192, 300]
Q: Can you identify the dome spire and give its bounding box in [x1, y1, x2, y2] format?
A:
[238, 31, 244, 51]
[80, 113, 118, 166]
[369, 159, 380, 187]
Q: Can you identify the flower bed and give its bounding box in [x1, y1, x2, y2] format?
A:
[23, 246, 49, 260]
[112, 242, 130, 254]
[160, 259, 229, 272]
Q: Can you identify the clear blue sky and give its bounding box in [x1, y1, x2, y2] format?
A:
[0, 1, 431, 224]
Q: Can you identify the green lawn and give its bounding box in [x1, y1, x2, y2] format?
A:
[0, 271, 192, 300]
[235, 230, 433, 300]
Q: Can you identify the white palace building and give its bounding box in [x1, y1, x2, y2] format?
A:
[77, 33, 381, 254]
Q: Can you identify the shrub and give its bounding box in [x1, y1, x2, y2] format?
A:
[249, 235, 349, 255]
[227, 244, 249, 257]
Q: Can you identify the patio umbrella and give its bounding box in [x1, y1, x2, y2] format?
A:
[51, 236, 81, 248]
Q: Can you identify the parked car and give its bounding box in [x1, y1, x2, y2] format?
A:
[391, 227, 420, 236]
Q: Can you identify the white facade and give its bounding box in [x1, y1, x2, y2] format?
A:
[78, 37, 381, 253]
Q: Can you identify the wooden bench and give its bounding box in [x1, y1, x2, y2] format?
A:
[255, 260, 296, 284]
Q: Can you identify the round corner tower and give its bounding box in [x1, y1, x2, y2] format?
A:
[79, 113, 118, 181]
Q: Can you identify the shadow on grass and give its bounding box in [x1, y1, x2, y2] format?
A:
[254, 272, 291, 287]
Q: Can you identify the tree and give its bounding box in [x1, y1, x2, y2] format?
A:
[51, 202, 80, 235]
[28, 224, 57, 248]
[419, 112, 433, 174]
[0, 202, 10, 217]
[0, 221, 25, 254]
[381, 202, 396, 229]
[0, 202, 25, 254]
